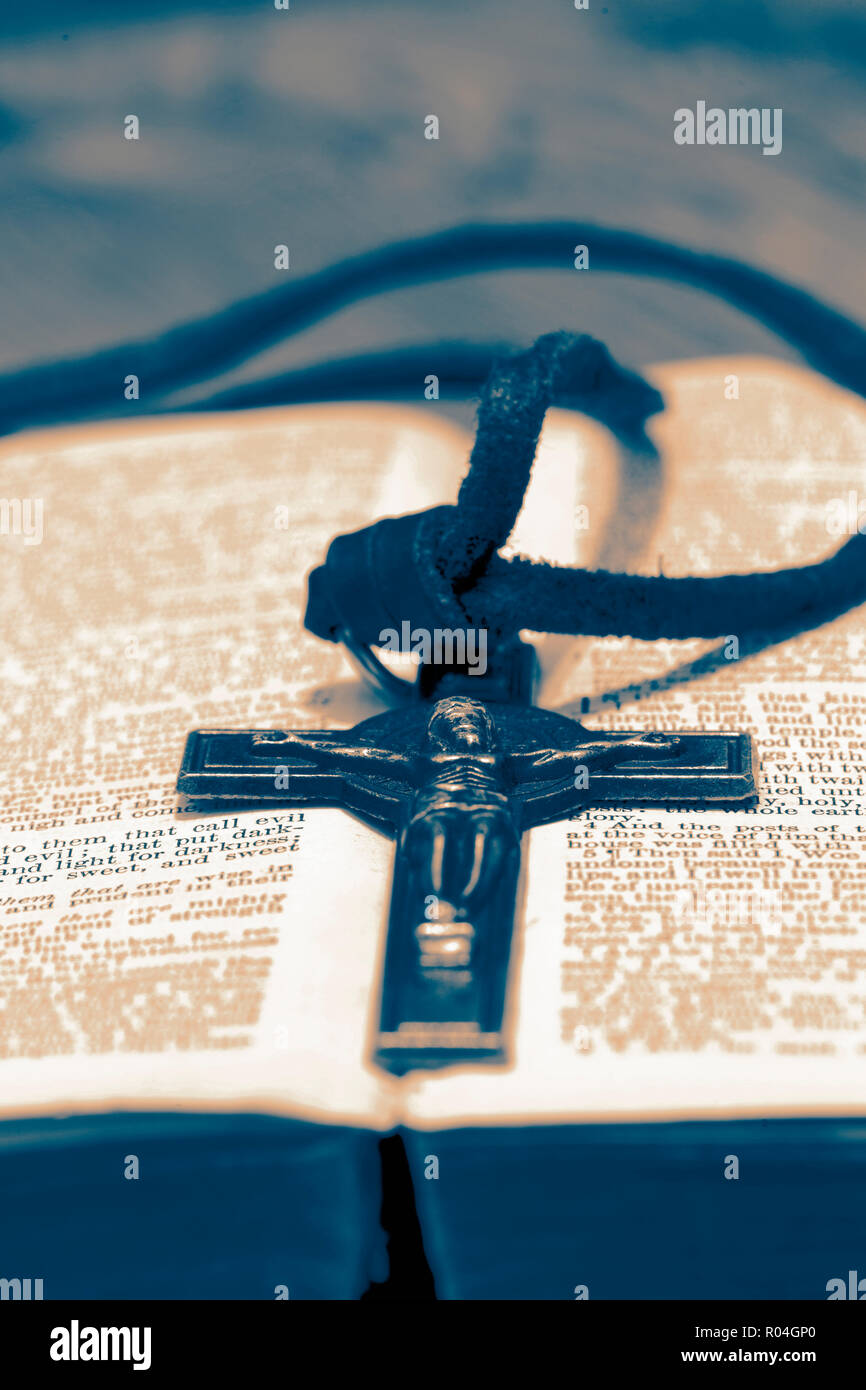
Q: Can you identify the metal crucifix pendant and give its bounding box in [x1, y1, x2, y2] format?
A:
[176, 690, 755, 1075]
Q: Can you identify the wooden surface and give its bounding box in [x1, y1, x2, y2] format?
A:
[0, 0, 863, 415]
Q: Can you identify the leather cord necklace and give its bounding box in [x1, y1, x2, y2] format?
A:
[5, 222, 865, 679]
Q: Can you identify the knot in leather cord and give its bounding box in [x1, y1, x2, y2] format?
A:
[303, 331, 663, 649]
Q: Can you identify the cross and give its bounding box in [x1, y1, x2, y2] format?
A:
[176, 690, 754, 1074]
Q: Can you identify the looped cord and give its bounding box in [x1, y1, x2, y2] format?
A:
[3, 221, 865, 433]
[306, 324, 866, 651]
[5, 213, 862, 648]
[421, 329, 866, 643]
[284, 226, 866, 652]
[429, 332, 660, 591]
[412, 332, 663, 639]
[302, 332, 665, 649]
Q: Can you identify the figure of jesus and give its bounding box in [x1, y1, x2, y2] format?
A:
[253, 695, 680, 975]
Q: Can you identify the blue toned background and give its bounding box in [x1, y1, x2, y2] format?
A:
[1, 1, 865, 1301]
[2, 1114, 864, 1298]
[0, 0, 863, 414]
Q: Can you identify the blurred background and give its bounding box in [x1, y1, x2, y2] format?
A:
[0, 0, 863, 420]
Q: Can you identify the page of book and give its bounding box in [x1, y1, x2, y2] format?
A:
[0, 402, 489, 1129]
[408, 357, 866, 1127]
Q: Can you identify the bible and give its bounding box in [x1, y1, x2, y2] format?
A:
[2, 355, 866, 1299]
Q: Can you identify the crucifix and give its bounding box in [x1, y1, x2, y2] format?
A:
[176, 646, 755, 1075]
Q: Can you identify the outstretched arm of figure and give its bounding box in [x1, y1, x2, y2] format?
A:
[508, 733, 682, 783]
[251, 732, 419, 780]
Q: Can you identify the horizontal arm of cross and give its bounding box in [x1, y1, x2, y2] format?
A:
[252, 731, 416, 778]
[175, 728, 412, 832]
[509, 733, 682, 782]
[515, 730, 755, 829]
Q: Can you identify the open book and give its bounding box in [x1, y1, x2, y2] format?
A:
[3, 358, 866, 1297]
